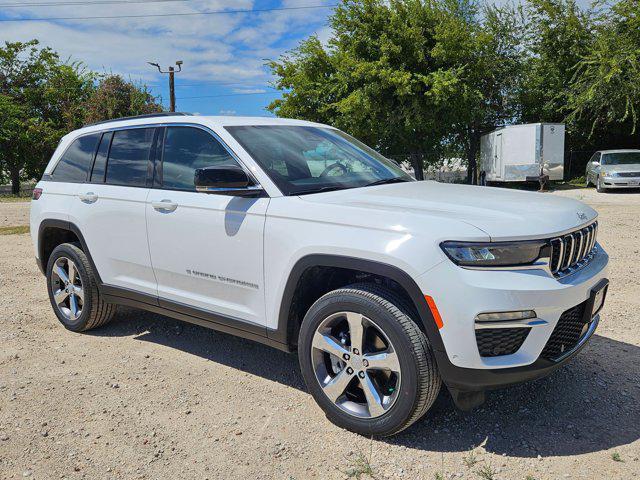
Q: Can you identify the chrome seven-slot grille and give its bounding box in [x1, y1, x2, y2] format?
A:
[549, 221, 598, 276]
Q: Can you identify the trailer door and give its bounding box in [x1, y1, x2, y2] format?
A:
[494, 132, 503, 178]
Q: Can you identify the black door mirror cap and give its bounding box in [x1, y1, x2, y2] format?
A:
[194, 165, 265, 197]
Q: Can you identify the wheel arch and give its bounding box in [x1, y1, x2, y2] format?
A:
[37, 219, 102, 284]
[269, 254, 446, 356]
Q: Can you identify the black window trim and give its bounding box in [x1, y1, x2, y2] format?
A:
[88, 131, 114, 184]
[45, 122, 261, 193]
[49, 131, 102, 183]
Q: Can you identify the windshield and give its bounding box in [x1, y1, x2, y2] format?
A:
[225, 125, 413, 195]
[601, 152, 640, 165]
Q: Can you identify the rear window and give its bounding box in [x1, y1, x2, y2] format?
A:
[52, 133, 101, 182]
[105, 128, 155, 187]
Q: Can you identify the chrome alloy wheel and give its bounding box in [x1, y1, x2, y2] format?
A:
[50, 257, 84, 321]
[311, 311, 401, 418]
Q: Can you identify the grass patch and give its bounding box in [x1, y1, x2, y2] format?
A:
[0, 225, 30, 235]
[342, 447, 377, 480]
[476, 464, 498, 480]
[0, 194, 31, 202]
[463, 449, 479, 468]
[611, 451, 623, 462]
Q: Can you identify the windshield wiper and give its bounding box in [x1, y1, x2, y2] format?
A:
[364, 177, 411, 187]
[293, 185, 348, 196]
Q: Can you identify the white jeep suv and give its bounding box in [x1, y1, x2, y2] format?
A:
[31, 113, 609, 436]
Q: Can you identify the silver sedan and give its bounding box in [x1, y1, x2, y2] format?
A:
[586, 149, 640, 192]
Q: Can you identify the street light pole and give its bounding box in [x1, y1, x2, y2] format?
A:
[148, 61, 183, 112]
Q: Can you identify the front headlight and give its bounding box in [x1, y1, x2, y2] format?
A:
[440, 240, 548, 267]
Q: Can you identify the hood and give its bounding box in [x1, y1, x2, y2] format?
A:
[602, 164, 640, 173]
[299, 181, 597, 241]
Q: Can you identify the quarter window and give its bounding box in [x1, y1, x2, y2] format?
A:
[52, 133, 101, 183]
[106, 128, 155, 187]
[161, 127, 238, 191]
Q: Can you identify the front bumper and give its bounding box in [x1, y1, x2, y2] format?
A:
[416, 244, 609, 391]
[602, 176, 640, 188]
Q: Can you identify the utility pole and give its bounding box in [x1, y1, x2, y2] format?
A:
[148, 60, 183, 112]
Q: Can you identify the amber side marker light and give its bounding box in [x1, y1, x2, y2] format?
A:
[424, 295, 444, 329]
[32, 188, 43, 200]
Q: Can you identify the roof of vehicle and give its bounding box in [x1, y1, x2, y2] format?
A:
[72, 114, 328, 137]
[597, 149, 640, 154]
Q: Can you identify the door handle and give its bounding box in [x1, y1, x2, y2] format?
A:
[78, 192, 98, 204]
[152, 199, 178, 213]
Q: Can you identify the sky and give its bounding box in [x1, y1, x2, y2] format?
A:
[0, 0, 336, 116]
[0, 0, 594, 117]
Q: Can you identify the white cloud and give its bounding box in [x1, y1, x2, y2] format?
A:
[219, 109, 236, 115]
[231, 88, 266, 94]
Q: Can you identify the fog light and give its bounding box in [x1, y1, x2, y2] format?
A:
[475, 310, 537, 322]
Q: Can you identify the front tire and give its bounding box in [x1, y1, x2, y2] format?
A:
[298, 284, 441, 436]
[46, 243, 116, 332]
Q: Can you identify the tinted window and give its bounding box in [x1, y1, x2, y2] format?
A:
[226, 126, 411, 195]
[106, 128, 155, 186]
[52, 133, 100, 182]
[161, 127, 237, 191]
[90, 132, 112, 183]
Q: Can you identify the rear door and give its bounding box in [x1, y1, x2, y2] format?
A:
[146, 125, 268, 326]
[70, 127, 158, 297]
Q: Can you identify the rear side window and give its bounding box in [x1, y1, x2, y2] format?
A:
[90, 132, 112, 183]
[52, 133, 100, 182]
[106, 128, 155, 187]
[161, 127, 238, 191]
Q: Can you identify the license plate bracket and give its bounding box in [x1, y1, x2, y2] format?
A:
[584, 279, 609, 322]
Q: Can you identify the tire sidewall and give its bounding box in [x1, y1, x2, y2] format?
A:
[298, 291, 423, 436]
[46, 244, 94, 332]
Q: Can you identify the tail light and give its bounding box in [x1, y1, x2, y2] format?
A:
[32, 188, 43, 200]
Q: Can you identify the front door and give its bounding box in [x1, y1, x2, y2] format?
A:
[146, 125, 268, 327]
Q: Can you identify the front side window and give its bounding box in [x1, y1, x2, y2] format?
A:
[52, 133, 101, 182]
[106, 128, 155, 187]
[225, 126, 412, 195]
[161, 127, 238, 191]
[601, 152, 640, 165]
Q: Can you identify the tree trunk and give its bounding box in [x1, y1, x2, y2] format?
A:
[10, 168, 20, 195]
[410, 153, 424, 180]
[466, 129, 480, 185]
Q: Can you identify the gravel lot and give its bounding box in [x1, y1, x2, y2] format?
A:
[1, 188, 639, 479]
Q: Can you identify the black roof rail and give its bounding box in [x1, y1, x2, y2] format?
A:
[84, 112, 192, 127]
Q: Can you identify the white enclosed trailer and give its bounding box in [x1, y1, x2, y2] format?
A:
[480, 123, 565, 183]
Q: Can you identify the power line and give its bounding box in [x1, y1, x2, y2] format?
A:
[0, 0, 193, 7]
[0, 4, 338, 21]
[177, 91, 281, 99]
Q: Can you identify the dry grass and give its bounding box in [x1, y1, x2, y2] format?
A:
[0, 225, 29, 235]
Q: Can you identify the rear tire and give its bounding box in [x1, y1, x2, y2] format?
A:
[298, 283, 441, 436]
[46, 242, 116, 332]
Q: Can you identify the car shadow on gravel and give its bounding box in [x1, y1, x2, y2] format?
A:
[90, 307, 307, 390]
[392, 334, 640, 458]
[91, 309, 638, 459]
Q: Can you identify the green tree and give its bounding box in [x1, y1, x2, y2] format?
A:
[567, 0, 640, 142]
[84, 75, 162, 125]
[267, 0, 522, 182]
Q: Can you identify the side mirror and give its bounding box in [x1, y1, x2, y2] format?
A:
[592, 161, 600, 166]
[194, 165, 264, 197]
